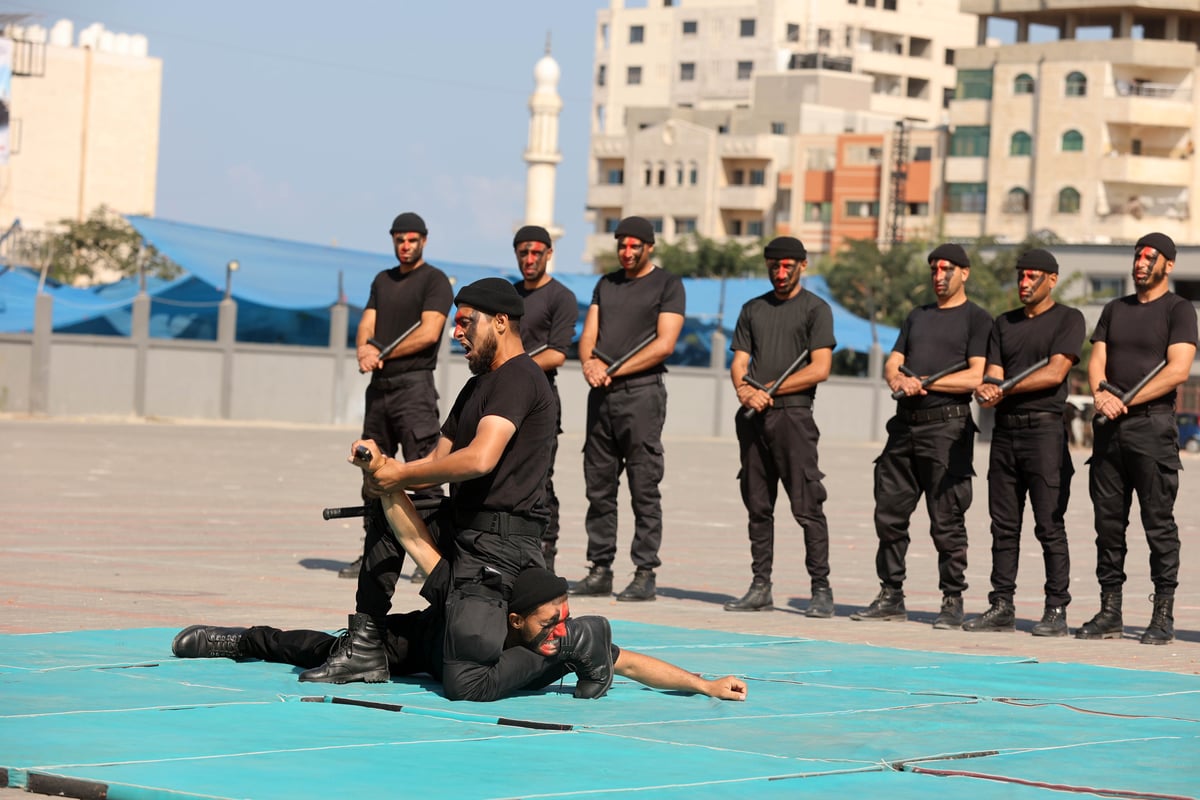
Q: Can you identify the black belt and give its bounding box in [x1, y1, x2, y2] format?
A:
[371, 370, 432, 391]
[1117, 404, 1173, 419]
[769, 395, 813, 409]
[898, 404, 971, 425]
[455, 510, 546, 538]
[995, 410, 1062, 430]
[605, 373, 664, 391]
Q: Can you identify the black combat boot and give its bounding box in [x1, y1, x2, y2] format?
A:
[616, 568, 657, 602]
[569, 565, 614, 596]
[172, 626, 247, 659]
[1075, 591, 1123, 640]
[338, 554, 363, 579]
[558, 616, 614, 699]
[1031, 605, 1069, 637]
[933, 595, 964, 630]
[298, 613, 389, 684]
[850, 586, 907, 621]
[806, 587, 835, 619]
[724, 578, 774, 612]
[1140, 594, 1174, 645]
[962, 598, 1016, 632]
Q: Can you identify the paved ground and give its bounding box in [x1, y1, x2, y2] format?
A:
[2, 414, 1197, 680]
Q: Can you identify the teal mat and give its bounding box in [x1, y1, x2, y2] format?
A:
[1, 625, 1197, 799]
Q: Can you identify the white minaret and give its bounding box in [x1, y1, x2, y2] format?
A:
[521, 35, 564, 260]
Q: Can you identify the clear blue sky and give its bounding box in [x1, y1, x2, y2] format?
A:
[15, 1, 610, 273]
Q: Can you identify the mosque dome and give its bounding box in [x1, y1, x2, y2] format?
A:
[534, 52, 560, 88]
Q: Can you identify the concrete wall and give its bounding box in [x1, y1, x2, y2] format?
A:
[0, 296, 899, 443]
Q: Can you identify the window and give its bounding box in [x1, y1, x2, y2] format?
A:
[946, 183, 987, 213]
[747, 220, 764, 237]
[950, 126, 990, 157]
[740, 18, 756, 37]
[1062, 129, 1084, 152]
[883, 0, 896, 8]
[731, 168, 746, 185]
[818, 28, 832, 47]
[907, 202, 929, 215]
[596, 65, 606, 87]
[749, 168, 766, 185]
[604, 217, 620, 233]
[845, 200, 879, 218]
[630, 25, 644, 44]
[1058, 186, 1081, 213]
[605, 168, 624, 185]
[1065, 71, 1087, 97]
[657, 166, 666, 186]
[787, 23, 800, 42]
[1089, 276, 1124, 300]
[627, 66, 642, 85]
[1003, 187, 1030, 213]
[1013, 73, 1034, 94]
[675, 163, 683, 185]
[650, 217, 664, 234]
[1010, 131, 1032, 156]
[956, 69, 993, 100]
[805, 202, 832, 222]
[737, 60, 753, 80]
[913, 146, 932, 162]
[845, 144, 884, 164]
[944, 49, 955, 66]
[770, 121, 786, 135]
[682, 20, 698, 35]
[729, 219, 744, 235]
[675, 217, 696, 234]
[680, 62, 695, 81]
[689, 164, 699, 184]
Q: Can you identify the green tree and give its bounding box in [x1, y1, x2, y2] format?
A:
[19, 206, 180, 285]
[594, 233, 764, 277]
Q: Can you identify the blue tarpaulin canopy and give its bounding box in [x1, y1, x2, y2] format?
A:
[0, 217, 897, 359]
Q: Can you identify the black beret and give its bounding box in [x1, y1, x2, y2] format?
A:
[513, 225, 553, 247]
[763, 236, 807, 261]
[455, 278, 525, 318]
[389, 212, 427, 235]
[1135, 232, 1176, 261]
[1015, 248, 1058, 274]
[509, 567, 568, 615]
[613, 216, 655, 244]
[928, 243, 971, 269]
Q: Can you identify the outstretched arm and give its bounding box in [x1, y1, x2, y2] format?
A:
[614, 649, 747, 701]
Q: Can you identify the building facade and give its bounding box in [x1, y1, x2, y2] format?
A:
[0, 19, 161, 240]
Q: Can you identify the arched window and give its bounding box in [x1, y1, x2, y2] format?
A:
[674, 161, 684, 185]
[1061, 130, 1084, 152]
[1013, 73, 1034, 94]
[1065, 71, 1087, 97]
[688, 161, 699, 185]
[643, 162, 653, 186]
[1004, 187, 1030, 213]
[1058, 186, 1081, 213]
[1010, 131, 1032, 156]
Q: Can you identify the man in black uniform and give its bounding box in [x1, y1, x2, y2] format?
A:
[1080, 232, 1198, 645]
[966, 248, 1085, 637]
[726, 236, 836, 617]
[571, 216, 686, 602]
[302, 278, 613, 700]
[511, 225, 578, 573]
[341, 212, 453, 588]
[172, 565, 748, 702]
[852, 243, 990, 629]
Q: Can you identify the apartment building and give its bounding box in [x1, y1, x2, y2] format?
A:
[584, 0, 978, 262]
[0, 18, 161, 236]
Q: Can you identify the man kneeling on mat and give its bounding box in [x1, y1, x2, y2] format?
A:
[172, 563, 747, 702]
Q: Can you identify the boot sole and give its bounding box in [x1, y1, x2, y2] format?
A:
[1140, 636, 1173, 645]
[962, 626, 1015, 633]
[616, 595, 656, 602]
[1031, 628, 1069, 637]
[1074, 630, 1122, 640]
[849, 614, 907, 621]
[804, 608, 834, 618]
[725, 604, 774, 612]
[299, 670, 389, 684]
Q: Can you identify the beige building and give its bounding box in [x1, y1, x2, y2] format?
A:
[584, 0, 978, 262]
[944, 1, 1200, 248]
[0, 19, 161, 238]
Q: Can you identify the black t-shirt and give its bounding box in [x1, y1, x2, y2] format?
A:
[1091, 292, 1198, 410]
[891, 300, 992, 410]
[989, 303, 1085, 414]
[514, 278, 578, 380]
[731, 288, 836, 400]
[365, 263, 453, 376]
[590, 267, 686, 377]
[441, 354, 557, 518]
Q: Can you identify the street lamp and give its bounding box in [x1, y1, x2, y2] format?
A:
[224, 259, 240, 300]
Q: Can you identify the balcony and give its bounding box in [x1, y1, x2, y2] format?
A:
[718, 185, 774, 210]
[1099, 153, 1193, 187]
[587, 183, 626, 208]
[1104, 92, 1193, 129]
[591, 135, 628, 158]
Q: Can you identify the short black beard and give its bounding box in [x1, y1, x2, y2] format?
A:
[466, 335, 497, 376]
